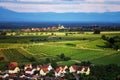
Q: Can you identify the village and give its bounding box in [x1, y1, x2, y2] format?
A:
[21, 24, 66, 32]
[0, 62, 90, 80]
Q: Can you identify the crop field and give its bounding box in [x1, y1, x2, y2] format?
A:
[0, 31, 120, 67]
[24, 40, 118, 65]
[1, 48, 32, 62]
[91, 51, 120, 65]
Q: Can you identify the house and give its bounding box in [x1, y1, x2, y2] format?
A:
[36, 64, 42, 71]
[42, 64, 53, 71]
[24, 64, 36, 75]
[55, 67, 62, 77]
[69, 65, 90, 75]
[40, 68, 49, 76]
[31, 28, 40, 32]
[55, 65, 68, 77]
[69, 65, 79, 73]
[8, 62, 20, 74]
[77, 66, 90, 75]
[40, 64, 53, 76]
[21, 28, 31, 32]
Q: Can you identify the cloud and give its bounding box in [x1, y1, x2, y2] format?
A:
[17, 0, 53, 2]
[86, 0, 105, 3]
[0, 0, 120, 13]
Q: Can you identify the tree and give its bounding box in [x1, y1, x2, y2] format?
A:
[0, 57, 4, 61]
[51, 60, 57, 68]
[108, 38, 115, 44]
[0, 31, 7, 36]
[65, 33, 68, 36]
[45, 58, 51, 63]
[101, 35, 107, 40]
[29, 57, 36, 62]
[51, 32, 54, 35]
[93, 29, 101, 34]
[60, 53, 65, 59]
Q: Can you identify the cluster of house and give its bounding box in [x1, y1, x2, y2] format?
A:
[21, 24, 65, 32]
[0, 62, 90, 80]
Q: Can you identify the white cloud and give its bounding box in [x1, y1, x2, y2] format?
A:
[0, 0, 120, 13]
[86, 0, 105, 3]
[17, 0, 53, 2]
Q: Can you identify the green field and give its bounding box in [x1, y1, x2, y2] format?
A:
[91, 51, 120, 65]
[1, 49, 31, 62]
[0, 31, 120, 66]
[24, 40, 119, 65]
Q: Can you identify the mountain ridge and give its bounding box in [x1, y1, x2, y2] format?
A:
[0, 7, 120, 22]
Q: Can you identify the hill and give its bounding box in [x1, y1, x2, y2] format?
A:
[0, 7, 120, 22]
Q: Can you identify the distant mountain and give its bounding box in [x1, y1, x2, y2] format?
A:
[0, 7, 120, 22]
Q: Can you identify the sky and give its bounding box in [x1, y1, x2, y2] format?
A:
[0, 0, 120, 13]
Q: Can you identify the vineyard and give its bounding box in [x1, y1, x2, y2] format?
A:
[1, 49, 31, 62]
[24, 40, 117, 65]
[0, 31, 120, 66]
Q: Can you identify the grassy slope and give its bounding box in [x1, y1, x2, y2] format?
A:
[24, 39, 117, 65]
[0, 31, 120, 65]
[91, 51, 120, 65]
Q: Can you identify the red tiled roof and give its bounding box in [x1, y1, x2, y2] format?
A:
[71, 65, 79, 70]
[8, 62, 18, 70]
[78, 66, 83, 71]
[84, 67, 88, 72]
[37, 64, 42, 68]
[25, 68, 33, 71]
[25, 64, 31, 67]
[8, 64, 16, 70]
[55, 67, 61, 73]
[43, 64, 50, 68]
[59, 65, 66, 69]
[42, 68, 49, 73]
[77, 66, 88, 72]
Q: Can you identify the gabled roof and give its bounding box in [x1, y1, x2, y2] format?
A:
[36, 64, 42, 68]
[71, 65, 79, 70]
[43, 64, 51, 68]
[42, 68, 49, 73]
[78, 66, 89, 72]
[25, 68, 33, 71]
[59, 65, 68, 70]
[55, 67, 61, 73]
[8, 62, 18, 70]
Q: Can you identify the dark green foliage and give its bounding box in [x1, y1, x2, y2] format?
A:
[0, 31, 7, 36]
[89, 64, 120, 80]
[0, 57, 4, 61]
[65, 33, 68, 36]
[57, 53, 71, 61]
[101, 35, 108, 40]
[0, 62, 9, 70]
[65, 43, 76, 47]
[93, 29, 101, 34]
[108, 38, 115, 44]
[44, 58, 58, 68]
[51, 61, 58, 68]
[45, 58, 51, 63]
[60, 53, 65, 59]
[51, 32, 54, 35]
[64, 73, 75, 80]
[103, 36, 120, 50]
[116, 75, 120, 80]
[29, 57, 36, 62]
[80, 61, 92, 66]
[82, 76, 97, 80]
